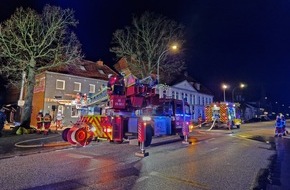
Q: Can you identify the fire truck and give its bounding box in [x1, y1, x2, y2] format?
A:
[62, 74, 191, 147]
[205, 102, 242, 129]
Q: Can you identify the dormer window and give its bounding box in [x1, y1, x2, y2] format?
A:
[80, 65, 86, 71]
[98, 69, 105, 74]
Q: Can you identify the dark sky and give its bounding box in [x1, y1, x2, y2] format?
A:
[1, 0, 290, 106]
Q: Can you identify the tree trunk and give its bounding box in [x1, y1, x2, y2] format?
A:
[21, 58, 36, 129]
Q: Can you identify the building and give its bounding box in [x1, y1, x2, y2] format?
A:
[31, 60, 118, 127]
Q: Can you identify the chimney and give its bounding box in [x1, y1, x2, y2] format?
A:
[96, 60, 103, 66]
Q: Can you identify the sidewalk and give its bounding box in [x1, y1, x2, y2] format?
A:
[0, 126, 71, 159]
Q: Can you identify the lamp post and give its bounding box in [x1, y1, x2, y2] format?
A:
[157, 45, 178, 83]
[222, 84, 228, 102]
[232, 83, 245, 102]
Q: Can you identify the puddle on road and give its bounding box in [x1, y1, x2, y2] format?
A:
[248, 136, 290, 189]
[247, 135, 276, 150]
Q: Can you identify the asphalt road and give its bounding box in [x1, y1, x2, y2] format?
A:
[0, 121, 289, 190]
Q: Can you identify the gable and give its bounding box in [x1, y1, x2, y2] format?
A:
[171, 80, 197, 92]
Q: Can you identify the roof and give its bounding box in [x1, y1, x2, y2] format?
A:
[48, 59, 118, 80]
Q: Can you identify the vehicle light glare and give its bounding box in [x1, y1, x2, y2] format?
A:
[91, 126, 96, 132]
[142, 116, 151, 121]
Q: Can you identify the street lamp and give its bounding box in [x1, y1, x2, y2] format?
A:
[222, 84, 228, 102]
[157, 45, 178, 83]
[232, 83, 246, 102]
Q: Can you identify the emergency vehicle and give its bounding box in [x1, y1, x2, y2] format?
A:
[62, 74, 191, 147]
[205, 102, 242, 129]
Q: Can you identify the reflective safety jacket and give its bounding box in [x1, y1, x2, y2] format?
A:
[36, 114, 43, 123]
[43, 115, 52, 123]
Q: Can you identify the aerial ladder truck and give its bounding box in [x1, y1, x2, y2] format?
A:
[62, 74, 191, 147]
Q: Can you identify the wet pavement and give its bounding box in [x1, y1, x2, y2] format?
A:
[0, 128, 71, 159]
[0, 124, 290, 189]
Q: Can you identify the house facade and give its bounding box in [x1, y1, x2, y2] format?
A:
[31, 60, 117, 127]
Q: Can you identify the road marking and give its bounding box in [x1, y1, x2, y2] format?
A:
[208, 147, 218, 152]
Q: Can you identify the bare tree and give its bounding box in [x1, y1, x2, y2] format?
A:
[0, 5, 83, 128]
[110, 12, 186, 83]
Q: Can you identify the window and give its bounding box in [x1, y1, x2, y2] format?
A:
[98, 69, 105, 74]
[71, 106, 80, 117]
[74, 82, 81, 92]
[176, 92, 179, 99]
[58, 105, 64, 114]
[190, 94, 193, 104]
[89, 84, 95, 93]
[162, 90, 167, 98]
[56, 80, 65, 90]
[172, 91, 175, 99]
[80, 65, 86, 71]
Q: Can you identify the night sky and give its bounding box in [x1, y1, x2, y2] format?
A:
[1, 0, 290, 106]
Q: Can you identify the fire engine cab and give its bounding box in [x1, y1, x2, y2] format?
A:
[63, 74, 191, 147]
[205, 102, 242, 129]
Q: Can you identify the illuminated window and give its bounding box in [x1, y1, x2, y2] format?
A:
[89, 84, 95, 93]
[74, 82, 81, 92]
[58, 105, 64, 113]
[56, 80, 65, 90]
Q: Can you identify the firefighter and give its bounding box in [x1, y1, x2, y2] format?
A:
[36, 111, 43, 134]
[56, 110, 64, 131]
[43, 113, 52, 135]
[275, 115, 283, 137]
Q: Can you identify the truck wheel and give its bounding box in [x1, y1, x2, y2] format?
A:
[236, 125, 240, 129]
[179, 135, 185, 139]
[144, 126, 153, 147]
[62, 128, 70, 142]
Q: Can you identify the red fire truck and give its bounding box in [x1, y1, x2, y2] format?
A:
[63, 74, 191, 147]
